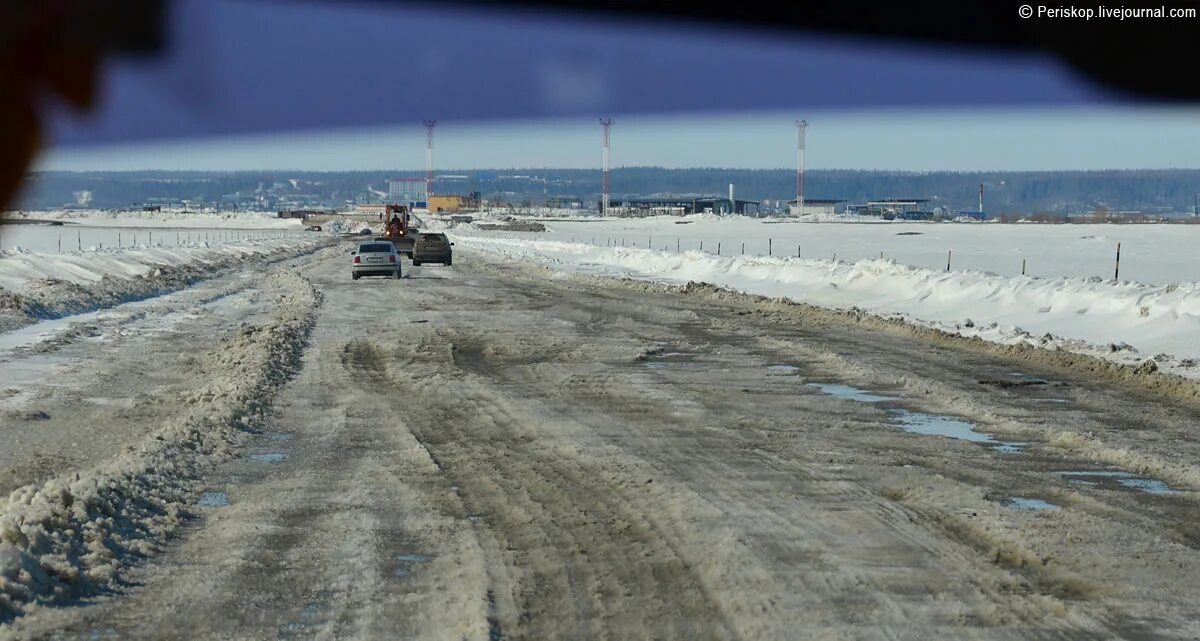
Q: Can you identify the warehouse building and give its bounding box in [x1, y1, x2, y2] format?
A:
[787, 198, 845, 217]
[427, 193, 481, 213]
[613, 195, 760, 216]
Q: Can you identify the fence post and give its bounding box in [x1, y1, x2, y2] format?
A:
[77, 230, 81, 251]
[118, 232, 121, 248]
[946, 250, 952, 272]
[769, 238, 773, 256]
[58, 234, 61, 252]
[717, 242, 721, 255]
[797, 245, 800, 258]
[1022, 258, 1026, 275]
[1114, 242, 1121, 280]
[700, 240, 704, 251]
[741, 242, 744, 255]
[677, 238, 680, 252]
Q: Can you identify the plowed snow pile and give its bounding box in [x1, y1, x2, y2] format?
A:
[0, 271, 322, 618]
[0, 237, 329, 331]
[5, 210, 303, 229]
[457, 236, 1200, 379]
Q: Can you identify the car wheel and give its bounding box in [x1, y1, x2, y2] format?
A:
[412, 259, 421, 266]
[352, 273, 360, 280]
[445, 256, 452, 266]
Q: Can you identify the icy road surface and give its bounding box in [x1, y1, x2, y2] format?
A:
[5, 245, 1200, 639]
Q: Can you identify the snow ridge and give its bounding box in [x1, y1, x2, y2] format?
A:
[0, 238, 331, 333]
[0, 271, 323, 620]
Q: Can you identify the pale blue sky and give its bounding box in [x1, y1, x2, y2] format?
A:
[31, 1, 1200, 173]
[38, 106, 1200, 172]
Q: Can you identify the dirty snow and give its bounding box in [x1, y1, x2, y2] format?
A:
[455, 228, 1200, 379]
[6, 210, 304, 230]
[0, 237, 330, 332]
[0, 271, 321, 618]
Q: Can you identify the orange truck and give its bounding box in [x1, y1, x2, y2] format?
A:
[379, 204, 418, 256]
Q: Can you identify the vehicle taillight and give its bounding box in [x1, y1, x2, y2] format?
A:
[353, 256, 361, 264]
[389, 255, 396, 263]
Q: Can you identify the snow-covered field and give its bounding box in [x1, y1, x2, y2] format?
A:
[0, 212, 331, 333]
[5, 209, 305, 229]
[445, 214, 1200, 379]
[1, 210, 308, 254]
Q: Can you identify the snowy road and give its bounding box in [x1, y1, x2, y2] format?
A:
[5, 244, 1200, 639]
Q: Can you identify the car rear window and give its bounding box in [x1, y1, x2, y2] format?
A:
[420, 234, 445, 241]
[359, 243, 393, 253]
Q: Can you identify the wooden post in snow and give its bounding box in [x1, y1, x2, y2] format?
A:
[1114, 242, 1121, 280]
[946, 250, 952, 272]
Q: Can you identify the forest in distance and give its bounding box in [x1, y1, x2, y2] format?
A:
[16, 168, 1200, 216]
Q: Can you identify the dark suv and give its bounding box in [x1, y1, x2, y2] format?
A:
[412, 233, 453, 266]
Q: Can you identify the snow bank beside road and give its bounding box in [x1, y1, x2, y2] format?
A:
[0, 272, 321, 620]
[0, 237, 330, 332]
[459, 236, 1200, 378]
[6, 209, 304, 229]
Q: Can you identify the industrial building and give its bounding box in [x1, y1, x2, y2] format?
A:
[788, 198, 845, 217]
[849, 199, 934, 220]
[428, 193, 481, 213]
[613, 195, 761, 216]
[545, 196, 584, 209]
[388, 178, 428, 209]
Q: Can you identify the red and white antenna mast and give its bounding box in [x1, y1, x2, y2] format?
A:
[795, 119, 807, 212]
[600, 118, 613, 214]
[423, 119, 437, 199]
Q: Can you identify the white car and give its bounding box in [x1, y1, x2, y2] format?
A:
[351, 241, 401, 280]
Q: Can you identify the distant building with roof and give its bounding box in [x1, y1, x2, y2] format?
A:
[787, 198, 845, 217]
[847, 198, 935, 220]
[612, 195, 760, 216]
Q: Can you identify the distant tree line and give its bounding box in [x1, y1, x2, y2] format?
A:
[14, 168, 1200, 215]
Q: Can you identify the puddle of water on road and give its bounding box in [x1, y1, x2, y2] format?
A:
[890, 410, 1026, 453]
[197, 491, 230, 508]
[809, 383, 1024, 452]
[1004, 497, 1058, 511]
[249, 452, 287, 464]
[809, 383, 894, 403]
[642, 350, 699, 369]
[891, 409, 1000, 444]
[766, 364, 801, 374]
[1055, 470, 1182, 495]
